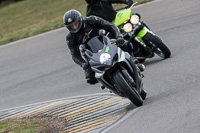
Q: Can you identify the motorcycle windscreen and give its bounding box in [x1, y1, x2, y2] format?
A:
[87, 36, 104, 53]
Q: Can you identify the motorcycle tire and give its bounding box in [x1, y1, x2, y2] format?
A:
[140, 89, 147, 100]
[113, 70, 143, 107]
[143, 32, 171, 58]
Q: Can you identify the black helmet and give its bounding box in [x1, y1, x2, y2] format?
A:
[63, 9, 83, 33]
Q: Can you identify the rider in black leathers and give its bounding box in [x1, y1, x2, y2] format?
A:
[85, 0, 133, 22]
[64, 9, 133, 84]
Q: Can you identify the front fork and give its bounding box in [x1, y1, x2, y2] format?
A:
[135, 25, 154, 47]
[130, 23, 157, 57]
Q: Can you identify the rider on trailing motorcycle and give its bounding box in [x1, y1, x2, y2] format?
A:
[63, 9, 143, 85]
[85, 0, 134, 22]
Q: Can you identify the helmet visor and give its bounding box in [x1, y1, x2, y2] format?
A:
[66, 19, 82, 33]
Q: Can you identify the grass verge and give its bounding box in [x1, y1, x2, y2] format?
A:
[0, 120, 41, 133]
[0, 115, 67, 133]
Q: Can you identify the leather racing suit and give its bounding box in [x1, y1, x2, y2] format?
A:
[86, 0, 133, 22]
[66, 16, 120, 84]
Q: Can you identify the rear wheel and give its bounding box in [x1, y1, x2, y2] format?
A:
[143, 33, 171, 58]
[113, 70, 143, 107]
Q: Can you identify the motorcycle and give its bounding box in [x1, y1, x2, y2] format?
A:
[112, 2, 171, 62]
[79, 32, 147, 107]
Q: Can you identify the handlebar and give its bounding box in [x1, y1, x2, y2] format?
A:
[125, 2, 138, 9]
[130, 2, 138, 8]
[79, 44, 93, 61]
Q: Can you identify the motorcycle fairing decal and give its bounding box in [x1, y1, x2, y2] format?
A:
[82, 30, 93, 43]
[105, 46, 110, 52]
[117, 12, 123, 18]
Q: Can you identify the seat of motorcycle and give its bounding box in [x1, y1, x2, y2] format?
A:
[87, 36, 104, 53]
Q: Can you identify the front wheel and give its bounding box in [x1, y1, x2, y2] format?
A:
[143, 32, 171, 58]
[140, 89, 147, 100]
[113, 70, 143, 107]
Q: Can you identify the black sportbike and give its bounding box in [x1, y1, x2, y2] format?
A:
[79, 33, 147, 106]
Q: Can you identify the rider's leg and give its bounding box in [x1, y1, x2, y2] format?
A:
[84, 69, 98, 85]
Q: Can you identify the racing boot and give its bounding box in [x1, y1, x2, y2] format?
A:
[101, 85, 105, 90]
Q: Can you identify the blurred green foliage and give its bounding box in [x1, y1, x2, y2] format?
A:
[0, 0, 151, 45]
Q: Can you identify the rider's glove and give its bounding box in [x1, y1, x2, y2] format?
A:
[81, 62, 90, 70]
[116, 36, 125, 47]
[125, 0, 133, 6]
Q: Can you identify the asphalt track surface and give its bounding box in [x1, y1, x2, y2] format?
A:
[0, 0, 200, 132]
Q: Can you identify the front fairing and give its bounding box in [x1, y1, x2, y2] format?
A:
[112, 8, 132, 28]
[86, 37, 118, 73]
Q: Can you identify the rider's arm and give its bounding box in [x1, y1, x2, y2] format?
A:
[87, 16, 120, 38]
[85, 0, 100, 5]
[66, 33, 85, 67]
[108, 0, 133, 5]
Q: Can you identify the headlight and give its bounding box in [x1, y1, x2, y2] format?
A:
[123, 23, 133, 33]
[130, 15, 140, 25]
[100, 53, 111, 65]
